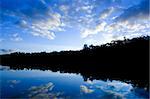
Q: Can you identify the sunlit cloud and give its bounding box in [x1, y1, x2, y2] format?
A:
[81, 22, 107, 38]
[86, 79, 93, 85]
[80, 85, 94, 94]
[99, 7, 115, 19]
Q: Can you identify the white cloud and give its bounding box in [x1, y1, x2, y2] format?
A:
[96, 80, 133, 98]
[105, 19, 150, 38]
[81, 13, 149, 44]
[103, 19, 150, 42]
[12, 7, 66, 40]
[81, 21, 107, 38]
[79, 0, 149, 43]
[75, 4, 94, 14]
[104, 0, 150, 39]
[86, 79, 93, 84]
[59, 5, 69, 14]
[28, 82, 54, 97]
[10, 33, 23, 41]
[28, 82, 64, 98]
[30, 13, 64, 40]
[99, 7, 115, 19]
[80, 85, 94, 94]
[81, 5, 94, 14]
[81, 29, 95, 38]
[106, 80, 133, 92]
[2, 0, 149, 43]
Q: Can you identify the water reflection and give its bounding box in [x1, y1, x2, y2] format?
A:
[0, 66, 149, 98]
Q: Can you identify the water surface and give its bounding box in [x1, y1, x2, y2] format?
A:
[0, 66, 149, 98]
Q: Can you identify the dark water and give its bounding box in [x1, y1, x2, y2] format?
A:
[0, 66, 149, 99]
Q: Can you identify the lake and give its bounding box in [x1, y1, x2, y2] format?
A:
[0, 65, 149, 99]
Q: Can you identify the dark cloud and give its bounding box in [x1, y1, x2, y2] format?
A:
[115, 0, 149, 22]
[0, 49, 14, 54]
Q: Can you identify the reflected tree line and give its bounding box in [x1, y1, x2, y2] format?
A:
[0, 36, 149, 90]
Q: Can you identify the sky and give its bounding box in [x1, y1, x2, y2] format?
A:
[0, 0, 149, 54]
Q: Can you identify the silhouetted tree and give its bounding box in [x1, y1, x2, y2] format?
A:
[83, 44, 88, 50]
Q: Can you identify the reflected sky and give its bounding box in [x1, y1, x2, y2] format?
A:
[0, 66, 149, 99]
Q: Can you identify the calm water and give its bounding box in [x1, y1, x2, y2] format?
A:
[0, 66, 149, 99]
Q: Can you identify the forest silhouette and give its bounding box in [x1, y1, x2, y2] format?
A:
[0, 36, 149, 90]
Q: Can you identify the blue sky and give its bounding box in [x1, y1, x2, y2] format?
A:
[0, 0, 149, 53]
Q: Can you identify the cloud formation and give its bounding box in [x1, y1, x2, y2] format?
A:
[80, 85, 94, 94]
[99, 7, 115, 19]
[16, 11, 64, 40]
[28, 82, 54, 97]
[29, 12, 63, 40]
[1, 0, 149, 46]
[81, 22, 107, 38]
[1, 0, 65, 40]
[95, 80, 133, 98]
[28, 82, 64, 98]
[80, 0, 149, 44]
